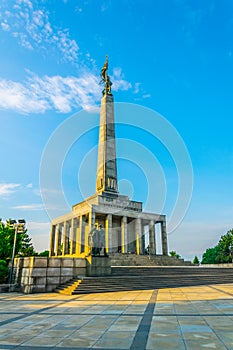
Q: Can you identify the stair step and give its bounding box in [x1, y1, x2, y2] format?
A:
[55, 266, 233, 295]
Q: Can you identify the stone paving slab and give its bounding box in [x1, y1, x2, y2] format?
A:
[0, 284, 233, 349]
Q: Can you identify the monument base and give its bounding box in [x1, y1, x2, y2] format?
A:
[13, 256, 110, 294]
[86, 256, 111, 277]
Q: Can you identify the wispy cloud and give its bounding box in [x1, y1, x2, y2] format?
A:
[0, 0, 79, 63]
[0, 71, 99, 113]
[142, 94, 151, 99]
[112, 68, 132, 91]
[133, 82, 141, 94]
[0, 68, 133, 114]
[0, 1, 134, 114]
[27, 221, 50, 234]
[11, 204, 44, 211]
[0, 183, 21, 196]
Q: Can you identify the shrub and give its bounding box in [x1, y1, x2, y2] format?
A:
[0, 260, 9, 283]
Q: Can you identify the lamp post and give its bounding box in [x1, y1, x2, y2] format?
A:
[8, 219, 26, 291]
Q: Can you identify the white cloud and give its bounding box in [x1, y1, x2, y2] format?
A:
[142, 94, 151, 99]
[12, 204, 44, 210]
[0, 78, 49, 113]
[1, 22, 9, 31]
[0, 2, 133, 112]
[0, 183, 21, 196]
[0, 0, 79, 63]
[0, 68, 132, 114]
[0, 71, 100, 113]
[111, 67, 132, 91]
[133, 82, 141, 94]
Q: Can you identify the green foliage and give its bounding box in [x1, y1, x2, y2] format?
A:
[201, 229, 233, 264]
[192, 256, 200, 265]
[0, 219, 38, 285]
[18, 232, 37, 257]
[0, 260, 8, 283]
[38, 250, 49, 257]
[201, 246, 220, 264]
[0, 221, 22, 261]
[169, 251, 181, 259]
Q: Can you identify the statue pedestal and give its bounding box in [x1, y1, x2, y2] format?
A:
[86, 256, 111, 277]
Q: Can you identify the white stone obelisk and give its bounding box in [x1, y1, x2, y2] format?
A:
[96, 62, 118, 194]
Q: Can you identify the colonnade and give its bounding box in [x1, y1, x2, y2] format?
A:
[50, 213, 168, 257]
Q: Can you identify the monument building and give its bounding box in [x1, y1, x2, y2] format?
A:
[49, 56, 168, 259]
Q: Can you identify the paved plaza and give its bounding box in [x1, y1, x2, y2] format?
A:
[0, 284, 233, 349]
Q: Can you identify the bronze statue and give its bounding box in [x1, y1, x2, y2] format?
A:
[88, 223, 99, 256]
[88, 223, 108, 257]
[100, 55, 112, 95]
[101, 55, 108, 82]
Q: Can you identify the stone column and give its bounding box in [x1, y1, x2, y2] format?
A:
[55, 224, 62, 256]
[149, 220, 156, 255]
[76, 216, 82, 255]
[85, 208, 95, 255]
[161, 220, 168, 255]
[69, 218, 75, 255]
[62, 221, 70, 256]
[49, 225, 55, 256]
[90, 210, 96, 229]
[105, 214, 112, 253]
[135, 218, 142, 255]
[121, 216, 128, 253]
[83, 215, 89, 254]
[72, 218, 78, 255]
[141, 220, 145, 254]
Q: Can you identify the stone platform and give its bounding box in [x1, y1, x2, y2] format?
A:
[1, 283, 233, 349]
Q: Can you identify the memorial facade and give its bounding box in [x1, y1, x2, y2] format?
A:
[49, 56, 168, 259]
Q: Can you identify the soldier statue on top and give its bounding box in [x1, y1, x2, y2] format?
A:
[100, 55, 112, 95]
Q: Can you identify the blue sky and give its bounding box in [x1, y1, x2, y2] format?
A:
[0, 0, 232, 259]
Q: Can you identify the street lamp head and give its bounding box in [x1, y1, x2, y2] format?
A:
[18, 219, 26, 224]
[9, 219, 17, 225]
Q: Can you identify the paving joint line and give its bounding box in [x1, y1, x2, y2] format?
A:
[209, 285, 233, 298]
[129, 289, 158, 350]
[0, 294, 83, 327]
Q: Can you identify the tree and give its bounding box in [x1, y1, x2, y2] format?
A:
[18, 232, 37, 257]
[201, 246, 220, 264]
[216, 231, 233, 263]
[0, 219, 26, 283]
[0, 220, 23, 261]
[169, 251, 181, 259]
[201, 229, 233, 264]
[38, 250, 49, 257]
[193, 256, 200, 265]
[0, 260, 8, 283]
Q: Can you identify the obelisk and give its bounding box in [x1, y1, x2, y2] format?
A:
[96, 56, 118, 194]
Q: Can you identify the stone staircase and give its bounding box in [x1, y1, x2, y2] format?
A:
[56, 266, 233, 295]
[55, 278, 82, 295]
[110, 253, 192, 266]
